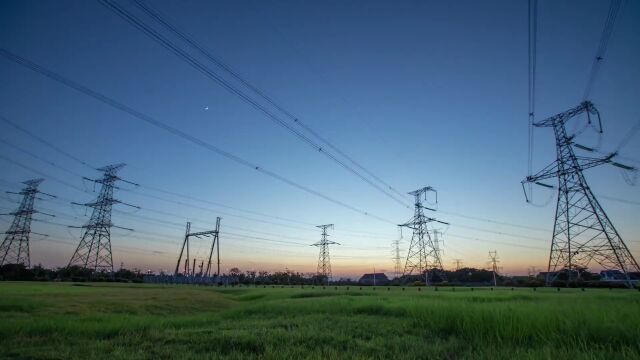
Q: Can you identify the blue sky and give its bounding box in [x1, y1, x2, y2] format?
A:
[1, 0, 639, 277]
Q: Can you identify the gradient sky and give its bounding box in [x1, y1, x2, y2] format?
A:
[1, 0, 639, 278]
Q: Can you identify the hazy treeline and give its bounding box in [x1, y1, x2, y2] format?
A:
[2, 264, 633, 288]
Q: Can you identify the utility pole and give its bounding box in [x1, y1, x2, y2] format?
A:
[489, 251, 499, 287]
[0, 179, 54, 267]
[400, 186, 449, 284]
[68, 164, 138, 273]
[175, 217, 221, 278]
[312, 224, 339, 285]
[522, 101, 640, 288]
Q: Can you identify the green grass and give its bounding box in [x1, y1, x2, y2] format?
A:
[0, 283, 639, 359]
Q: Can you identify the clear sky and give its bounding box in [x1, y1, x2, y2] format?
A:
[1, 0, 639, 278]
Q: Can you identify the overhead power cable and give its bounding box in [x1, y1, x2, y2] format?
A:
[98, 0, 409, 208]
[438, 209, 548, 232]
[0, 115, 95, 170]
[527, 0, 538, 199]
[0, 48, 394, 224]
[583, 0, 623, 101]
[0, 136, 87, 179]
[614, 118, 640, 153]
[130, 0, 409, 201]
[4, 136, 630, 257]
[0, 154, 87, 194]
[0, 116, 319, 227]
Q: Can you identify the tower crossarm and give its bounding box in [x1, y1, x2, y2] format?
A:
[533, 101, 600, 129]
[311, 240, 340, 246]
[524, 154, 620, 184]
[189, 230, 217, 237]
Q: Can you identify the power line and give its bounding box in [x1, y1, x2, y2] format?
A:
[2, 166, 391, 252]
[137, 184, 315, 227]
[598, 194, 640, 206]
[0, 116, 95, 170]
[614, 118, 640, 153]
[130, 0, 409, 202]
[0, 136, 87, 179]
[0, 147, 397, 240]
[438, 209, 547, 232]
[0, 119, 320, 227]
[4, 143, 631, 259]
[0, 147, 603, 254]
[527, 0, 538, 197]
[0, 153, 88, 194]
[0, 48, 394, 224]
[97, 0, 410, 208]
[445, 233, 547, 251]
[2, 113, 586, 238]
[2, 116, 629, 261]
[583, 0, 623, 101]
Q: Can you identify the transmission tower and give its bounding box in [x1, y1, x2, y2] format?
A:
[488, 251, 499, 286]
[400, 186, 449, 284]
[0, 179, 54, 267]
[453, 259, 464, 271]
[523, 101, 640, 288]
[392, 235, 402, 279]
[312, 224, 339, 285]
[174, 217, 221, 277]
[68, 164, 138, 273]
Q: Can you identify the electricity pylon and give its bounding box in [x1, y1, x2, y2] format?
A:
[392, 236, 402, 279]
[0, 179, 54, 267]
[312, 224, 339, 285]
[174, 217, 221, 277]
[523, 101, 640, 288]
[400, 186, 449, 284]
[453, 259, 463, 271]
[68, 164, 138, 273]
[489, 251, 499, 286]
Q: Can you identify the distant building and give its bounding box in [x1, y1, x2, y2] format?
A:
[358, 273, 389, 286]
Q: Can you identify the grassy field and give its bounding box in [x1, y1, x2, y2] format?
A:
[0, 283, 639, 359]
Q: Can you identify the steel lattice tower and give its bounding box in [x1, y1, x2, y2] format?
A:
[392, 237, 402, 279]
[0, 179, 52, 267]
[488, 251, 499, 287]
[400, 187, 448, 284]
[68, 164, 137, 273]
[312, 224, 338, 285]
[523, 101, 640, 287]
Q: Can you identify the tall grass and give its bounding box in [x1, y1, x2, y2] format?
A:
[0, 282, 638, 359]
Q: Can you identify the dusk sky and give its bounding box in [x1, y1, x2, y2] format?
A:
[1, 0, 639, 278]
